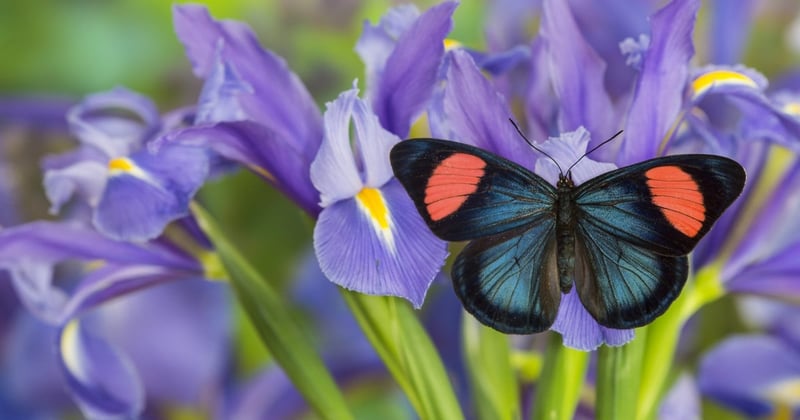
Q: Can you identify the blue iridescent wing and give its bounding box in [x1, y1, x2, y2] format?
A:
[572, 154, 745, 328]
[390, 139, 556, 241]
[452, 222, 561, 333]
[391, 139, 561, 332]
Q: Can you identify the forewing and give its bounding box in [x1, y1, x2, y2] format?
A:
[390, 139, 556, 241]
[575, 154, 745, 256]
[574, 220, 688, 329]
[452, 222, 561, 334]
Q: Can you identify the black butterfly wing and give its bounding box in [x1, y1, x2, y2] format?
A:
[453, 222, 561, 334]
[391, 139, 562, 332]
[390, 139, 556, 241]
[572, 154, 745, 328]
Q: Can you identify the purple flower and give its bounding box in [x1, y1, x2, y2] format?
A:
[311, 88, 448, 307]
[0, 220, 229, 418]
[43, 87, 209, 242]
[172, 4, 324, 216]
[698, 302, 800, 417]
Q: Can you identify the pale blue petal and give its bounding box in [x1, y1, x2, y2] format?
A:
[313, 179, 447, 308]
[551, 288, 634, 350]
[351, 94, 401, 188]
[310, 89, 364, 207]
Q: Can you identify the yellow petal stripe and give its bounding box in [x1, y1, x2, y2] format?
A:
[108, 157, 135, 173]
[60, 319, 85, 380]
[691, 69, 759, 98]
[444, 38, 462, 51]
[356, 187, 395, 253]
[783, 102, 800, 117]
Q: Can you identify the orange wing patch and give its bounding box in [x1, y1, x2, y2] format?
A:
[425, 153, 486, 221]
[645, 166, 706, 238]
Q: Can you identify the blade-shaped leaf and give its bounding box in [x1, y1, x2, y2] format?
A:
[191, 203, 352, 420]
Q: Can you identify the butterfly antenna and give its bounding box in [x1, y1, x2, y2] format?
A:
[508, 118, 564, 174]
[565, 129, 624, 174]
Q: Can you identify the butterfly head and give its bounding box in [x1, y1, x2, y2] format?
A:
[557, 171, 575, 189]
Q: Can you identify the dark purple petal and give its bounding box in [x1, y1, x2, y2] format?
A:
[169, 121, 321, 216]
[313, 179, 447, 308]
[0, 96, 74, 130]
[540, 0, 616, 146]
[58, 264, 198, 324]
[619, 0, 699, 165]
[524, 38, 558, 141]
[172, 5, 323, 160]
[57, 320, 144, 419]
[370, 2, 457, 137]
[94, 144, 209, 242]
[67, 87, 160, 158]
[433, 49, 537, 169]
[726, 242, 800, 298]
[195, 49, 252, 124]
[485, 0, 540, 51]
[356, 5, 420, 102]
[699, 335, 800, 418]
[551, 288, 634, 350]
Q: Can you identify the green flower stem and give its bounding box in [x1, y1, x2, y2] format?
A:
[531, 334, 590, 420]
[462, 313, 519, 420]
[636, 263, 725, 420]
[341, 290, 464, 420]
[191, 203, 353, 420]
[596, 330, 647, 420]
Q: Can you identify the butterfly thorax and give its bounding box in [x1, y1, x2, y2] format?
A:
[555, 173, 576, 293]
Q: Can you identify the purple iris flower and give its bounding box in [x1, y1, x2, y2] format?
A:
[172, 3, 456, 306]
[698, 300, 800, 417]
[0, 220, 229, 418]
[43, 87, 209, 242]
[311, 88, 447, 307]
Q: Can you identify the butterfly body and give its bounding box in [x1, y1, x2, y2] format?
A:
[390, 139, 745, 334]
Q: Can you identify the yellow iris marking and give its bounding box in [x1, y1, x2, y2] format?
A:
[691, 70, 758, 98]
[356, 187, 395, 252]
[783, 102, 800, 116]
[356, 187, 390, 229]
[60, 320, 83, 376]
[765, 378, 800, 409]
[108, 157, 135, 173]
[444, 38, 463, 51]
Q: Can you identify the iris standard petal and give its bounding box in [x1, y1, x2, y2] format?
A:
[433, 49, 536, 169]
[313, 179, 447, 308]
[67, 87, 160, 158]
[540, 0, 616, 145]
[707, 0, 757, 64]
[356, 4, 420, 104]
[93, 143, 209, 242]
[310, 89, 365, 207]
[58, 319, 144, 419]
[370, 1, 457, 137]
[172, 5, 323, 153]
[350, 92, 400, 189]
[619, 0, 699, 165]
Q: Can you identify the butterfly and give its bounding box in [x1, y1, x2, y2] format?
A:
[390, 136, 745, 333]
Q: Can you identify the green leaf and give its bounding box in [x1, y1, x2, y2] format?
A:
[531, 334, 590, 420]
[462, 314, 520, 420]
[191, 203, 353, 420]
[341, 290, 464, 420]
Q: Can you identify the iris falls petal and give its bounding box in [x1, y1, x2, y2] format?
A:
[314, 180, 447, 308]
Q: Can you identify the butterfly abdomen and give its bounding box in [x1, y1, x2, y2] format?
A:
[555, 175, 577, 293]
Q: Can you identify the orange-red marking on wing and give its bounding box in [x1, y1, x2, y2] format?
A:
[645, 166, 705, 237]
[425, 153, 486, 221]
